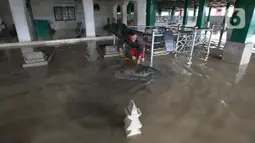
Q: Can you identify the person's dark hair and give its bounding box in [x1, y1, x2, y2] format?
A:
[127, 30, 136, 36]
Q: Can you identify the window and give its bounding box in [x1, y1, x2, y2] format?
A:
[94, 4, 100, 11]
[54, 7, 76, 21]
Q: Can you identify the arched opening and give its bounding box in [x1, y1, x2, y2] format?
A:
[127, 1, 136, 26]
[117, 5, 122, 23]
[127, 1, 135, 26]
[94, 4, 100, 11]
[127, 1, 134, 14]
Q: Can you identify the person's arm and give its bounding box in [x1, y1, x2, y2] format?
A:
[119, 47, 124, 57]
[136, 47, 144, 64]
[117, 40, 125, 57]
[137, 38, 145, 64]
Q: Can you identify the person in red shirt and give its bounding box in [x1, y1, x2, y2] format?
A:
[118, 31, 145, 64]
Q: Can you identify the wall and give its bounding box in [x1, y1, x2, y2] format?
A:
[187, 16, 225, 26]
[94, 0, 111, 28]
[93, 0, 114, 34]
[30, 0, 80, 30]
[30, 0, 112, 30]
[0, 0, 14, 29]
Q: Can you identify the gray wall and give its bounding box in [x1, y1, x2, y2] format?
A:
[187, 16, 225, 26]
[31, 0, 80, 30]
[0, 0, 14, 29]
[30, 0, 112, 30]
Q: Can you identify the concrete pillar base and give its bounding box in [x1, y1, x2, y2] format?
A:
[22, 48, 56, 68]
[104, 46, 119, 58]
[223, 41, 253, 65]
[22, 51, 47, 68]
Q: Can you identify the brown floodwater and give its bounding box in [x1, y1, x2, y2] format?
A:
[0, 41, 255, 143]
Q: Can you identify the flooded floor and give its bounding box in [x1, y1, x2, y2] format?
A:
[0, 41, 255, 143]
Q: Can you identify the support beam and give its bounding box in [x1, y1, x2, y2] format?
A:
[223, 0, 255, 65]
[183, 0, 190, 25]
[26, 0, 37, 40]
[9, 0, 49, 67]
[146, 0, 156, 26]
[230, 2, 255, 43]
[113, 4, 118, 22]
[135, 0, 146, 26]
[218, 2, 230, 48]
[158, 7, 162, 16]
[82, 0, 96, 37]
[193, 5, 197, 16]
[122, 2, 129, 25]
[9, 0, 34, 53]
[171, 6, 175, 16]
[196, 0, 209, 28]
[206, 6, 212, 28]
[9, 0, 32, 42]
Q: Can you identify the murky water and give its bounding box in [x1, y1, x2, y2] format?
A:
[0, 41, 255, 143]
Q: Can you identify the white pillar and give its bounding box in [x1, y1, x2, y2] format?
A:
[87, 41, 97, 61]
[9, 0, 33, 53]
[113, 4, 118, 22]
[122, 2, 128, 25]
[135, 0, 146, 26]
[82, 0, 96, 37]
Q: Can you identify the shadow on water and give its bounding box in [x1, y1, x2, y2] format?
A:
[62, 58, 157, 130]
[61, 53, 177, 131]
[65, 100, 125, 129]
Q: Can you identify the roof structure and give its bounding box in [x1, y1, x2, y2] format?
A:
[157, 0, 235, 9]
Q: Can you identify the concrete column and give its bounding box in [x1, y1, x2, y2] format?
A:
[196, 0, 209, 28]
[9, 0, 50, 67]
[146, 0, 156, 26]
[135, 0, 146, 26]
[171, 7, 175, 16]
[218, 2, 230, 48]
[113, 4, 118, 23]
[183, 0, 190, 25]
[9, 0, 33, 53]
[206, 7, 212, 27]
[82, 0, 96, 37]
[158, 7, 162, 16]
[223, 0, 255, 65]
[122, 2, 129, 25]
[193, 5, 197, 16]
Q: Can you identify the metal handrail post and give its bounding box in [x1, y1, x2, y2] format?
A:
[188, 28, 197, 65]
[205, 25, 214, 61]
[175, 33, 180, 57]
[150, 31, 155, 67]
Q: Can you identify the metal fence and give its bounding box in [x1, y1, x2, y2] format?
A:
[113, 25, 214, 67]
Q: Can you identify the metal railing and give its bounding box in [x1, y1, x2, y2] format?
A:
[128, 25, 195, 34]
[113, 25, 214, 67]
[156, 16, 183, 24]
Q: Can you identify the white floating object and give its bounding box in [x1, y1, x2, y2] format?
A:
[127, 100, 141, 116]
[124, 100, 142, 137]
[221, 100, 228, 107]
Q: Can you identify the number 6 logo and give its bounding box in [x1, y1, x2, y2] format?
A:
[227, 8, 245, 29]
